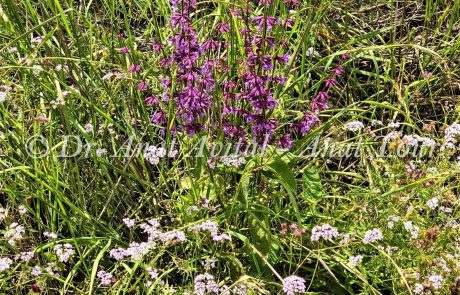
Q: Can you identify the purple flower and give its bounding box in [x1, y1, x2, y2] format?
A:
[128, 65, 141, 72]
[216, 22, 230, 33]
[150, 40, 164, 52]
[150, 111, 167, 124]
[144, 95, 159, 106]
[277, 134, 293, 149]
[331, 66, 344, 75]
[315, 91, 329, 101]
[324, 78, 337, 88]
[253, 16, 278, 32]
[297, 113, 319, 135]
[341, 52, 351, 60]
[138, 82, 148, 91]
[119, 47, 130, 54]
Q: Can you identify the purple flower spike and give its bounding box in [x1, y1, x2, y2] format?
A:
[119, 47, 130, 54]
[324, 78, 337, 88]
[138, 82, 148, 91]
[331, 66, 344, 75]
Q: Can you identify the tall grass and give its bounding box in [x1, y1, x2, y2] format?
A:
[1, 0, 460, 294]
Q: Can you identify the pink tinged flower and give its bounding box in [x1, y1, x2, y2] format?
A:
[311, 99, 327, 112]
[150, 40, 164, 52]
[422, 71, 433, 79]
[119, 47, 130, 54]
[144, 95, 160, 106]
[282, 275, 306, 295]
[331, 66, 344, 75]
[341, 52, 351, 60]
[128, 65, 141, 72]
[138, 82, 148, 91]
[324, 78, 337, 88]
[216, 22, 230, 33]
[315, 91, 329, 101]
[97, 270, 114, 286]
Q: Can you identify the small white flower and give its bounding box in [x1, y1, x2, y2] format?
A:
[31, 266, 42, 276]
[426, 197, 439, 209]
[19, 251, 34, 262]
[282, 275, 306, 295]
[428, 274, 443, 290]
[0, 92, 6, 103]
[343, 121, 365, 132]
[97, 270, 113, 286]
[44, 231, 57, 240]
[96, 148, 107, 157]
[84, 123, 94, 133]
[0, 257, 13, 272]
[311, 224, 339, 241]
[54, 243, 75, 263]
[123, 218, 135, 228]
[349, 255, 363, 267]
[18, 205, 27, 215]
[363, 228, 383, 244]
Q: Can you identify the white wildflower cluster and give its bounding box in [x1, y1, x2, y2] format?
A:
[98, 123, 115, 135]
[50, 97, 65, 108]
[31, 36, 43, 45]
[442, 122, 460, 150]
[413, 283, 424, 294]
[220, 155, 246, 167]
[383, 130, 402, 142]
[349, 255, 363, 267]
[426, 197, 439, 209]
[45, 263, 60, 277]
[19, 251, 34, 262]
[96, 148, 108, 157]
[388, 122, 401, 129]
[84, 123, 94, 133]
[191, 220, 231, 242]
[18, 205, 27, 215]
[144, 145, 167, 165]
[43, 231, 57, 240]
[53, 243, 75, 263]
[31, 266, 42, 276]
[123, 218, 135, 228]
[140, 218, 162, 240]
[282, 275, 306, 295]
[310, 224, 339, 241]
[402, 134, 436, 149]
[0, 91, 7, 103]
[387, 215, 401, 229]
[232, 284, 248, 295]
[343, 121, 365, 132]
[403, 221, 420, 240]
[4, 222, 25, 246]
[160, 229, 187, 244]
[363, 228, 383, 244]
[305, 47, 319, 57]
[0, 257, 13, 272]
[110, 218, 186, 261]
[97, 270, 113, 286]
[54, 64, 69, 72]
[194, 273, 220, 295]
[428, 274, 443, 290]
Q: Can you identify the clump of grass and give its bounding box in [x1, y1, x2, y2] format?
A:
[1, 0, 460, 294]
